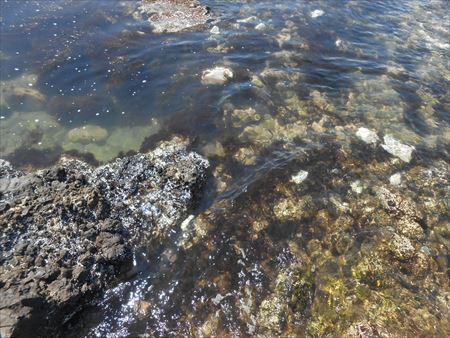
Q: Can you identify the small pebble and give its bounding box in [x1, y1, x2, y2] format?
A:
[356, 127, 379, 144]
[310, 9, 324, 18]
[210, 26, 220, 34]
[255, 23, 267, 31]
[389, 173, 402, 186]
[291, 170, 308, 184]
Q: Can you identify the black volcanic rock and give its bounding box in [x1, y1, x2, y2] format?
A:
[0, 137, 209, 338]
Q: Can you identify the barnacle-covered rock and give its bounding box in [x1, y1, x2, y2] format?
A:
[0, 137, 209, 337]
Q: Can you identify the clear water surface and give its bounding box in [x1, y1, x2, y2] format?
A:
[1, 0, 449, 337]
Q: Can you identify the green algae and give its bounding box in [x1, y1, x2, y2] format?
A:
[0, 111, 62, 156]
[62, 121, 160, 163]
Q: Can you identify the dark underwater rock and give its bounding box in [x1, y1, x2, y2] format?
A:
[0, 137, 208, 338]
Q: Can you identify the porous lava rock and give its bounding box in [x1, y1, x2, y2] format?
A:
[0, 138, 208, 337]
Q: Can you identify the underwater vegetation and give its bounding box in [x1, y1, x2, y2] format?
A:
[0, 0, 449, 337]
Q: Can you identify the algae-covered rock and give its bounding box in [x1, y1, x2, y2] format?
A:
[138, 0, 214, 33]
[257, 295, 287, 334]
[0, 111, 62, 156]
[63, 121, 160, 163]
[352, 252, 392, 289]
[197, 311, 220, 337]
[67, 125, 108, 143]
[233, 146, 257, 165]
[310, 90, 335, 112]
[375, 187, 420, 219]
[275, 265, 315, 313]
[273, 195, 315, 221]
[238, 115, 307, 145]
[285, 93, 308, 117]
[395, 217, 424, 240]
[345, 321, 383, 338]
[226, 107, 260, 128]
[387, 233, 416, 261]
[260, 68, 296, 83]
[0, 74, 45, 111]
[201, 141, 225, 158]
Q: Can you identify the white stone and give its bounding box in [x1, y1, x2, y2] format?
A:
[237, 16, 258, 23]
[201, 67, 233, 85]
[180, 215, 195, 231]
[350, 180, 363, 194]
[212, 294, 225, 305]
[291, 170, 308, 184]
[389, 173, 402, 186]
[310, 9, 324, 18]
[210, 25, 220, 34]
[255, 23, 267, 31]
[356, 127, 379, 144]
[381, 135, 415, 163]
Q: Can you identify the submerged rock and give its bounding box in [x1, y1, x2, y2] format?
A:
[63, 121, 160, 163]
[210, 25, 220, 34]
[257, 295, 287, 334]
[0, 138, 208, 337]
[201, 66, 234, 85]
[291, 170, 308, 184]
[226, 106, 260, 128]
[0, 111, 62, 156]
[350, 180, 364, 194]
[388, 233, 416, 261]
[255, 22, 267, 31]
[389, 172, 402, 186]
[274, 195, 316, 221]
[237, 16, 258, 24]
[67, 125, 108, 143]
[201, 141, 225, 157]
[310, 9, 324, 18]
[0, 74, 45, 111]
[138, 0, 214, 33]
[233, 146, 257, 165]
[356, 127, 379, 145]
[381, 135, 415, 163]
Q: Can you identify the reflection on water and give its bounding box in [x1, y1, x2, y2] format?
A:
[1, 0, 449, 336]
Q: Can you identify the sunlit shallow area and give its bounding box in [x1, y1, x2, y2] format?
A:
[0, 0, 449, 337]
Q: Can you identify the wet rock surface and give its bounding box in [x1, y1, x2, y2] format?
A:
[138, 0, 215, 33]
[201, 66, 234, 85]
[0, 138, 208, 337]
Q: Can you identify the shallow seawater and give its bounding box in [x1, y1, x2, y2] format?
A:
[1, 0, 449, 337]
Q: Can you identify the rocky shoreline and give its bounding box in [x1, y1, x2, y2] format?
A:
[0, 138, 209, 337]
